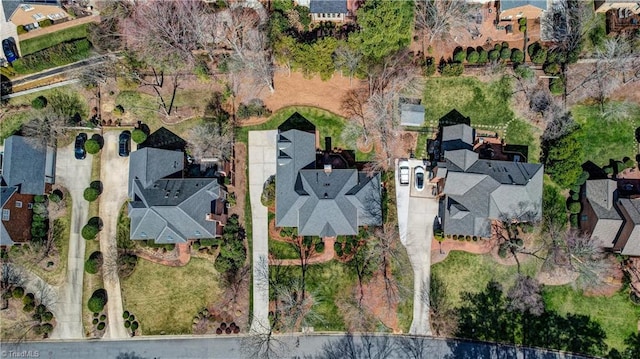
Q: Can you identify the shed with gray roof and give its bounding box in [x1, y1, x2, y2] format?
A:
[400, 104, 425, 127]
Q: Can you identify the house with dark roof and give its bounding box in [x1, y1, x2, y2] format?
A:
[275, 113, 382, 237]
[581, 178, 640, 256]
[127, 146, 228, 244]
[0, 135, 55, 247]
[309, 0, 348, 22]
[1, 135, 55, 195]
[431, 121, 543, 238]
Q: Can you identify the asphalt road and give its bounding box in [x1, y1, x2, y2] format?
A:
[98, 131, 131, 339]
[0, 334, 594, 359]
[49, 138, 94, 339]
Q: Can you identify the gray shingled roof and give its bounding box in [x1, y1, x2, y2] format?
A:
[0, 186, 18, 246]
[129, 179, 222, 244]
[1, 135, 51, 195]
[275, 114, 382, 236]
[618, 199, 640, 256]
[440, 141, 543, 237]
[309, 0, 347, 14]
[442, 124, 475, 150]
[400, 104, 425, 127]
[128, 147, 184, 197]
[586, 179, 617, 212]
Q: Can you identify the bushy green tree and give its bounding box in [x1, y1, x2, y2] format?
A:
[31, 96, 47, 109]
[453, 48, 466, 63]
[488, 49, 500, 61]
[549, 77, 565, 95]
[528, 42, 547, 65]
[82, 223, 99, 240]
[541, 118, 584, 189]
[568, 201, 582, 214]
[500, 47, 512, 60]
[439, 62, 464, 76]
[84, 139, 100, 154]
[467, 50, 479, 64]
[84, 187, 99, 202]
[350, 0, 414, 61]
[478, 48, 488, 64]
[88, 289, 107, 313]
[511, 49, 524, 63]
[214, 214, 246, 274]
[131, 129, 147, 144]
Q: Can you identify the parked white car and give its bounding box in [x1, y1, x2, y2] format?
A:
[398, 159, 410, 185]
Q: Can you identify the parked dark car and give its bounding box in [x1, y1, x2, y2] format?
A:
[75, 133, 87, 160]
[2, 39, 17, 63]
[119, 130, 131, 157]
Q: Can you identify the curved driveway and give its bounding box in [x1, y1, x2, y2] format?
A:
[395, 159, 439, 336]
[98, 131, 130, 339]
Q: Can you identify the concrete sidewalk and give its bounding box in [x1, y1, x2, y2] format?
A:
[248, 130, 277, 333]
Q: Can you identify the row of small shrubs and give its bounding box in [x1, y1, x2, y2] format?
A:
[11, 39, 92, 75]
[91, 312, 107, 331]
[123, 310, 140, 333]
[449, 234, 479, 241]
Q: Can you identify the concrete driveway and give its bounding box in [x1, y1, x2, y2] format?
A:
[50, 139, 93, 339]
[248, 130, 277, 333]
[98, 130, 130, 339]
[395, 159, 439, 336]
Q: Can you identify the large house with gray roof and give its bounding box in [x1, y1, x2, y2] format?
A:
[1, 135, 55, 246]
[581, 178, 640, 256]
[275, 113, 382, 237]
[431, 122, 543, 238]
[128, 147, 227, 244]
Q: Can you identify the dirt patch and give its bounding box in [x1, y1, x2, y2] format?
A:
[359, 271, 400, 333]
[431, 238, 495, 264]
[259, 71, 359, 116]
[134, 243, 190, 267]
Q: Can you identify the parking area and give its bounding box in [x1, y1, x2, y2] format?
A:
[395, 158, 439, 336]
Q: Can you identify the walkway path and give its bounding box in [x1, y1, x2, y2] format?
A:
[50, 140, 93, 339]
[97, 130, 130, 339]
[248, 130, 277, 333]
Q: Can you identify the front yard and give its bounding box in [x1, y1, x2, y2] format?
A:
[120, 258, 222, 335]
[433, 250, 638, 352]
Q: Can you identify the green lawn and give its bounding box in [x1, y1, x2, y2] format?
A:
[431, 251, 540, 306]
[121, 258, 222, 334]
[19, 24, 89, 56]
[505, 118, 541, 163]
[572, 103, 640, 167]
[269, 239, 299, 260]
[306, 261, 353, 331]
[1, 111, 30, 142]
[423, 76, 515, 127]
[237, 106, 374, 161]
[543, 285, 640, 352]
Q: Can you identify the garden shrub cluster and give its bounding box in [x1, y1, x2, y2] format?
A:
[31, 96, 47, 109]
[131, 129, 147, 144]
[236, 99, 272, 120]
[84, 251, 103, 274]
[11, 39, 92, 75]
[214, 214, 246, 274]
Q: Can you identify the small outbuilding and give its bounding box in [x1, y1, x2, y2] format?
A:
[400, 104, 426, 127]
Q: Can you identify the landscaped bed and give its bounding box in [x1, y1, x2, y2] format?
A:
[120, 258, 222, 335]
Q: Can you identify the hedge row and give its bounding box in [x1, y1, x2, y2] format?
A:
[11, 39, 92, 75]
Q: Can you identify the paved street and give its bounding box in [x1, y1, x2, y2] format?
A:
[0, 334, 593, 359]
[49, 140, 94, 339]
[395, 159, 439, 336]
[98, 131, 130, 339]
[248, 131, 277, 333]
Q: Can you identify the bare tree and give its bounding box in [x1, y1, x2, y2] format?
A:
[414, 0, 474, 45]
[426, 272, 457, 337]
[186, 122, 234, 163]
[1, 263, 26, 300]
[334, 43, 362, 85]
[21, 109, 69, 148]
[506, 274, 544, 316]
[88, 0, 132, 52]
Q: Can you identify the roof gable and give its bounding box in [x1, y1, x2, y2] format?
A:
[2, 135, 48, 195]
[309, 0, 348, 14]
